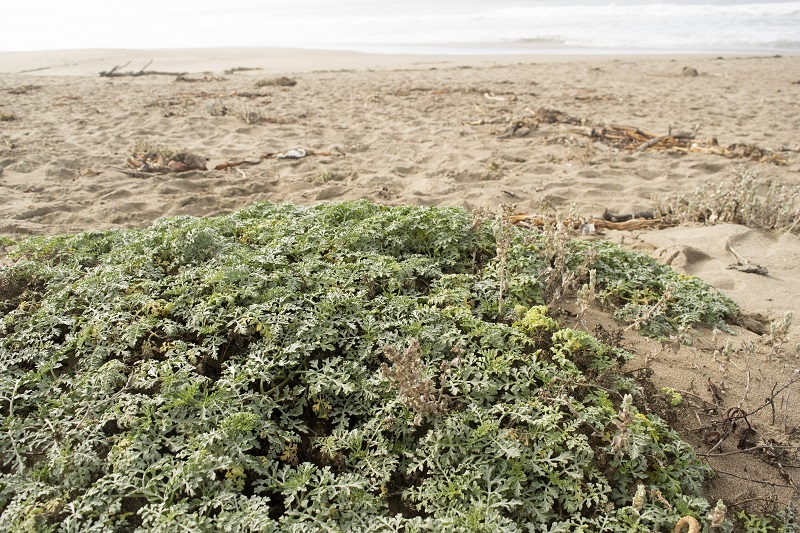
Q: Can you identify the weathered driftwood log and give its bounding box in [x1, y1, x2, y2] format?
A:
[725, 242, 769, 275]
[100, 60, 186, 78]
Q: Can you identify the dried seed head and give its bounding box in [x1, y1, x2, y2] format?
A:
[382, 339, 448, 424]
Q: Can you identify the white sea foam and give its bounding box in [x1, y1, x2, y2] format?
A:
[3, 0, 799, 53]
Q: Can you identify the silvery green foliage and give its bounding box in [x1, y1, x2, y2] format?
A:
[0, 201, 731, 530]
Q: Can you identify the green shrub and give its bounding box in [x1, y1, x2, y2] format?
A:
[0, 201, 735, 530]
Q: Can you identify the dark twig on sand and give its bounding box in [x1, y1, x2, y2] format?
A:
[224, 67, 263, 74]
[100, 60, 187, 78]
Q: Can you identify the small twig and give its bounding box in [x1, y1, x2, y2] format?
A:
[707, 377, 724, 406]
[729, 496, 784, 508]
[574, 382, 625, 399]
[623, 286, 673, 332]
[706, 428, 732, 455]
[723, 406, 751, 432]
[637, 135, 670, 151]
[784, 386, 791, 435]
[746, 374, 800, 419]
[671, 123, 701, 140]
[784, 217, 800, 235]
[701, 444, 773, 457]
[77, 377, 135, 427]
[110, 61, 129, 75]
[738, 370, 751, 409]
[770, 382, 778, 424]
[726, 242, 752, 264]
[677, 389, 709, 402]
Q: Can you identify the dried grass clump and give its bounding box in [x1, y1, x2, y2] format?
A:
[127, 140, 207, 173]
[206, 99, 229, 117]
[310, 169, 335, 184]
[231, 103, 264, 125]
[5, 84, 40, 95]
[231, 103, 296, 125]
[653, 166, 800, 234]
[0, 112, 17, 122]
[381, 339, 452, 425]
[255, 76, 297, 87]
[208, 100, 295, 125]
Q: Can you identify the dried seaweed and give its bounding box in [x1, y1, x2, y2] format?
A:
[126, 140, 207, 174]
[496, 107, 788, 165]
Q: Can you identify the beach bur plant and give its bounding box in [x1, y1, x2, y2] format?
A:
[0, 200, 739, 530]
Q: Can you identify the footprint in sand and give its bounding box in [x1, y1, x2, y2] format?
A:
[315, 185, 348, 201]
[657, 244, 711, 271]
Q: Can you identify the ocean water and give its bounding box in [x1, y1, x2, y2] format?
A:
[3, 0, 799, 54]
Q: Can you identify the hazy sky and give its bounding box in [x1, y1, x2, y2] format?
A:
[3, 0, 799, 52]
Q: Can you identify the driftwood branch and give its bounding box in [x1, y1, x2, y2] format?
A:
[224, 66, 263, 74]
[725, 241, 769, 275]
[100, 60, 186, 78]
[637, 135, 670, 151]
[213, 159, 264, 171]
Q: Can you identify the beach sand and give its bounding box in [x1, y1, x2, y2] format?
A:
[1, 48, 799, 513]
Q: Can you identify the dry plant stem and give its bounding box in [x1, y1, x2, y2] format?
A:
[381, 339, 448, 425]
[705, 430, 730, 455]
[724, 374, 800, 432]
[707, 378, 724, 407]
[770, 383, 777, 424]
[785, 217, 800, 235]
[495, 205, 515, 315]
[539, 206, 585, 307]
[784, 387, 790, 434]
[234, 103, 262, 125]
[766, 312, 793, 361]
[624, 287, 674, 332]
[650, 488, 673, 511]
[700, 443, 800, 457]
[6, 377, 25, 473]
[738, 371, 751, 409]
[724, 242, 750, 265]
